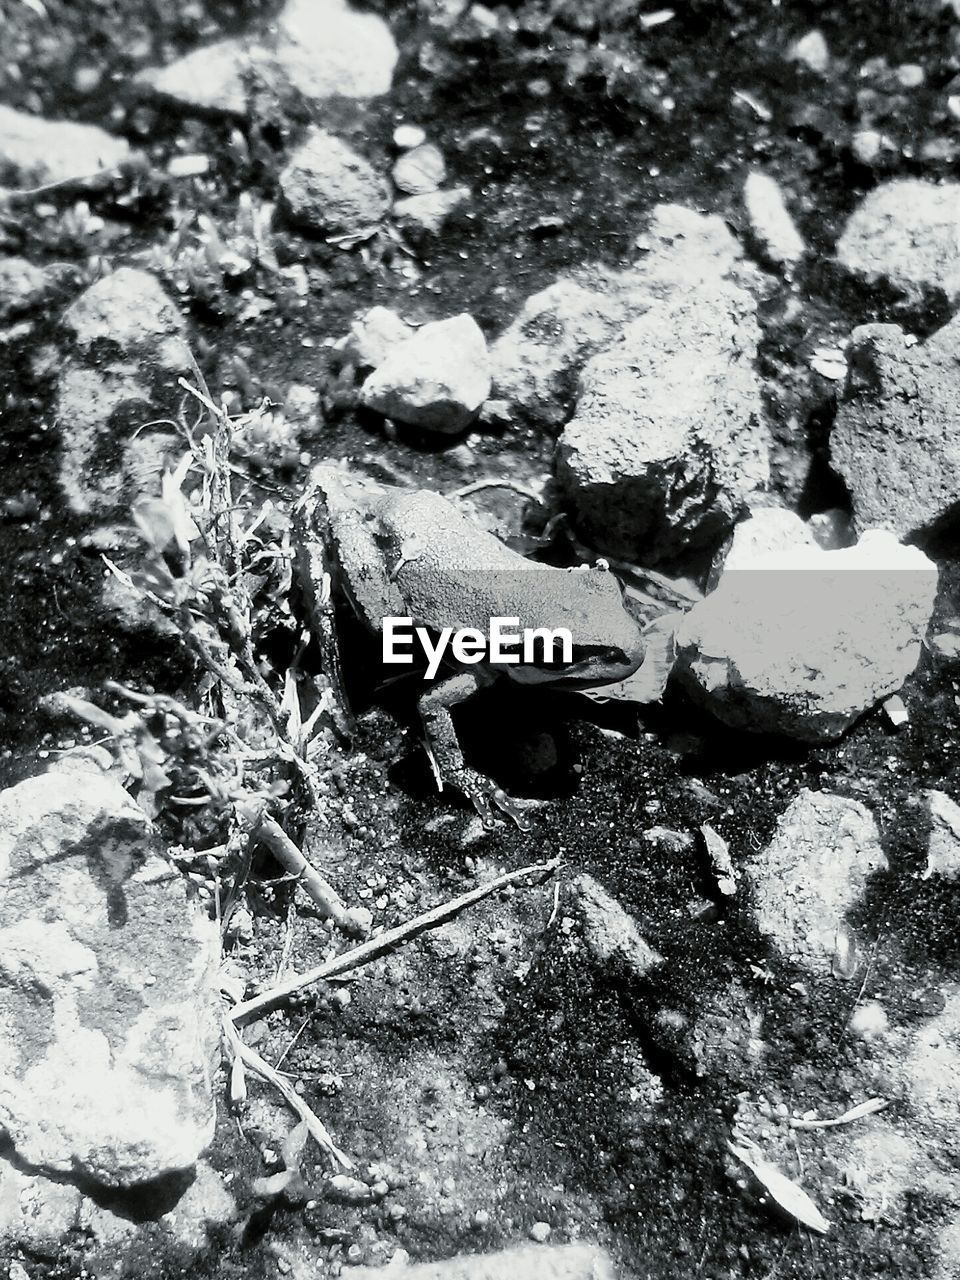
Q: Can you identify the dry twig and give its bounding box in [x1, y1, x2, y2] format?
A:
[230, 857, 560, 1025]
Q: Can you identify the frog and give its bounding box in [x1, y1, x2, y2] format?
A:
[293, 464, 645, 829]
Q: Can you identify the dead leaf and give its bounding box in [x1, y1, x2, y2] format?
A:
[728, 1139, 830, 1234]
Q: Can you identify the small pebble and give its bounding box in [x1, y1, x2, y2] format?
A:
[394, 123, 427, 149]
[529, 1221, 552, 1243]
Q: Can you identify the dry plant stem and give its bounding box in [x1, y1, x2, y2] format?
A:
[230, 857, 560, 1025]
[253, 815, 366, 936]
[222, 1016, 351, 1168]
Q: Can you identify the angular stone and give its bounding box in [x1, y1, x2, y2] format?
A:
[273, 0, 398, 101]
[360, 313, 490, 432]
[135, 38, 253, 115]
[56, 267, 197, 516]
[748, 790, 887, 974]
[0, 256, 53, 321]
[335, 305, 413, 369]
[923, 790, 960, 880]
[571, 874, 663, 978]
[137, 0, 397, 115]
[0, 105, 129, 187]
[280, 128, 390, 235]
[393, 186, 471, 239]
[557, 280, 767, 562]
[675, 529, 937, 741]
[490, 203, 760, 428]
[836, 179, 960, 304]
[831, 313, 960, 538]
[0, 769, 219, 1187]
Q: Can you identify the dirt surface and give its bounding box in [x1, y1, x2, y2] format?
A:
[4, 2, 960, 1279]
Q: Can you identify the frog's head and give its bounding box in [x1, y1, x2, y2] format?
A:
[507, 567, 645, 688]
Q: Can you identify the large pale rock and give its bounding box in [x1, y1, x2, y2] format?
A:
[0, 105, 129, 187]
[675, 529, 937, 741]
[360, 313, 491, 432]
[831, 312, 960, 538]
[557, 280, 768, 562]
[0, 769, 219, 1187]
[836, 179, 960, 304]
[748, 790, 887, 973]
[348, 1245, 616, 1280]
[280, 127, 389, 234]
[56, 267, 197, 515]
[137, 0, 397, 114]
[273, 0, 398, 101]
[490, 203, 761, 428]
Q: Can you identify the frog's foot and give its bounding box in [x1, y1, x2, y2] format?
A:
[419, 673, 532, 832]
[453, 767, 532, 832]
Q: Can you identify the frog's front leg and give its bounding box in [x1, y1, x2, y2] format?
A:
[418, 672, 532, 831]
[293, 534, 354, 740]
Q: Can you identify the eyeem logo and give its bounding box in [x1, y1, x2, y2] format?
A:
[383, 616, 573, 680]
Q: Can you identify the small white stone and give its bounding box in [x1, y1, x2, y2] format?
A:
[882, 695, 909, 728]
[743, 171, 806, 270]
[166, 153, 210, 177]
[393, 123, 427, 149]
[787, 29, 829, 74]
[529, 1221, 552, 1243]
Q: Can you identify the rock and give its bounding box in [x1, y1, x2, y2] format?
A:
[836, 180, 960, 304]
[787, 29, 829, 74]
[0, 105, 129, 188]
[722, 508, 815, 571]
[393, 186, 471, 239]
[56, 267, 197, 516]
[135, 37, 253, 115]
[529, 1221, 552, 1243]
[394, 123, 427, 149]
[748, 789, 887, 973]
[851, 129, 884, 166]
[923, 790, 960, 880]
[273, 0, 398, 102]
[0, 768, 219, 1187]
[138, 0, 397, 114]
[807, 508, 854, 550]
[347, 1244, 616, 1280]
[0, 1154, 233, 1257]
[490, 202, 758, 428]
[556, 279, 767, 563]
[392, 143, 446, 195]
[335, 305, 413, 368]
[570, 874, 663, 978]
[674, 529, 937, 741]
[360, 313, 490, 432]
[831, 312, 960, 538]
[279, 128, 390, 235]
[0, 256, 54, 321]
[743, 171, 805, 271]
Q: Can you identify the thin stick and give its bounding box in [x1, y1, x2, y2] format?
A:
[253, 815, 369, 937]
[790, 1098, 888, 1130]
[221, 1016, 351, 1168]
[230, 857, 560, 1025]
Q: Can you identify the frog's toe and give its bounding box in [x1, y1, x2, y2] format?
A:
[468, 776, 531, 832]
[488, 785, 532, 832]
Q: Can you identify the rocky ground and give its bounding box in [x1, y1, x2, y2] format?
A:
[3, 1, 960, 1278]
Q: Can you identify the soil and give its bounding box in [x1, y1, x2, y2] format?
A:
[3, 2, 960, 1278]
